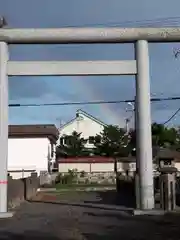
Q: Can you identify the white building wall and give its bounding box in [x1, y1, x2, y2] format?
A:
[175, 163, 180, 171]
[58, 162, 160, 174]
[117, 162, 136, 172]
[59, 113, 105, 148]
[91, 163, 114, 172]
[8, 138, 50, 179]
[58, 162, 158, 174]
[59, 162, 121, 173]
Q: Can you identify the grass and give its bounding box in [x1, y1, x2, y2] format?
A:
[55, 183, 116, 192]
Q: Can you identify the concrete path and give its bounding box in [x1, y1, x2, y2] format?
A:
[0, 191, 180, 239]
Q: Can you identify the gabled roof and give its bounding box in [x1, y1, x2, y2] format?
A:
[9, 124, 59, 143]
[59, 109, 107, 130]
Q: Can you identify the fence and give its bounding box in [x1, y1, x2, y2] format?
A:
[8, 169, 36, 179]
[8, 172, 39, 209]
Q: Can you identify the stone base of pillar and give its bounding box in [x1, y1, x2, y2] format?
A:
[133, 209, 165, 216]
[0, 212, 13, 218]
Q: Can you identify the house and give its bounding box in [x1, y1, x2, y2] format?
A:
[58, 109, 107, 149]
[58, 156, 115, 173]
[58, 156, 139, 176]
[58, 148, 180, 176]
[8, 124, 59, 179]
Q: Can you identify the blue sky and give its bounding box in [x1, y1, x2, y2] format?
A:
[1, 0, 180, 127]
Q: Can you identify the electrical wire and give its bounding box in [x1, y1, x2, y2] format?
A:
[7, 16, 180, 121]
[163, 107, 180, 125]
[9, 96, 180, 125]
[8, 100, 133, 107]
[8, 96, 180, 108]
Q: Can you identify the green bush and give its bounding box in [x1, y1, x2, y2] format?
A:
[80, 170, 86, 177]
[56, 169, 78, 185]
[55, 173, 63, 184]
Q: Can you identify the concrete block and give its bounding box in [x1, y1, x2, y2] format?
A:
[0, 212, 14, 218]
[133, 209, 166, 216]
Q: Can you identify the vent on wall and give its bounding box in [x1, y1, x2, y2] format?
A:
[76, 116, 84, 121]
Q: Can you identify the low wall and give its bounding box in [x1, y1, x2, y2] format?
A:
[39, 171, 58, 187]
[77, 172, 116, 184]
[8, 173, 39, 209]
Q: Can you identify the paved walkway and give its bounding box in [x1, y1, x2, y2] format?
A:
[0, 191, 180, 239]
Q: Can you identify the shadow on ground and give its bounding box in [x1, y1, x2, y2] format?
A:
[83, 190, 136, 208]
[32, 189, 136, 210]
[0, 231, 60, 240]
[2, 199, 180, 239]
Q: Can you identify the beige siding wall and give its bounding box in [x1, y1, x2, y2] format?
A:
[175, 163, 180, 171]
[59, 162, 135, 173]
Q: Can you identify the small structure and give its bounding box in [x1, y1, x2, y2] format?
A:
[8, 124, 59, 179]
[153, 147, 180, 172]
[156, 148, 178, 211]
[159, 167, 177, 211]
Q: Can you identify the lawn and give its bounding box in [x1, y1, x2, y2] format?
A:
[55, 183, 116, 192]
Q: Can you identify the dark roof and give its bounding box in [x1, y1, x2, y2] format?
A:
[58, 156, 115, 163]
[153, 147, 180, 161]
[60, 109, 107, 130]
[58, 156, 137, 164]
[9, 124, 59, 143]
[58, 149, 180, 164]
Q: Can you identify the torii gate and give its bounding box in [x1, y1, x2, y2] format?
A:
[0, 27, 179, 217]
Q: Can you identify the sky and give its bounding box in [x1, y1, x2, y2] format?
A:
[1, 0, 180, 127]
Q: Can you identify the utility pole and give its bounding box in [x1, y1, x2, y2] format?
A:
[125, 118, 130, 133]
[0, 17, 7, 28]
[125, 102, 134, 133]
[126, 98, 141, 208]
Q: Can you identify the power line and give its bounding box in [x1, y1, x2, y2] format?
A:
[163, 107, 180, 125]
[7, 15, 180, 114]
[9, 97, 180, 125]
[9, 100, 131, 107]
[8, 96, 180, 108]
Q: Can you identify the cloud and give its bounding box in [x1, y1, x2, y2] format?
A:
[4, 0, 180, 124]
[9, 76, 50, 100]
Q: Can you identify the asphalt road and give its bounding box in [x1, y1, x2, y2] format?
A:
[0, 191, 180, 239]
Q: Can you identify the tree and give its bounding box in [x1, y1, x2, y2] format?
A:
[94, 125, 130, 157]
[94, 125, 131, 174]
[56, 131, 88, 158]
[151, 123, 179, 148]
[128, 129, 136, 156]
[128, 123, 180, 155]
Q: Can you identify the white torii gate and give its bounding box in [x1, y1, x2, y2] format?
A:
[0, 27, 179, 217]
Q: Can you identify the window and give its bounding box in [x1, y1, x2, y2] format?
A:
[60, 137, 64, 145]
[89, 136, 95, 144]
[64, 136, 71, 145]
[164, 159, 172, 166]
[64, 136, 68, 145]
[51, 143, 54, 158]
[130, 163, 136, 170]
